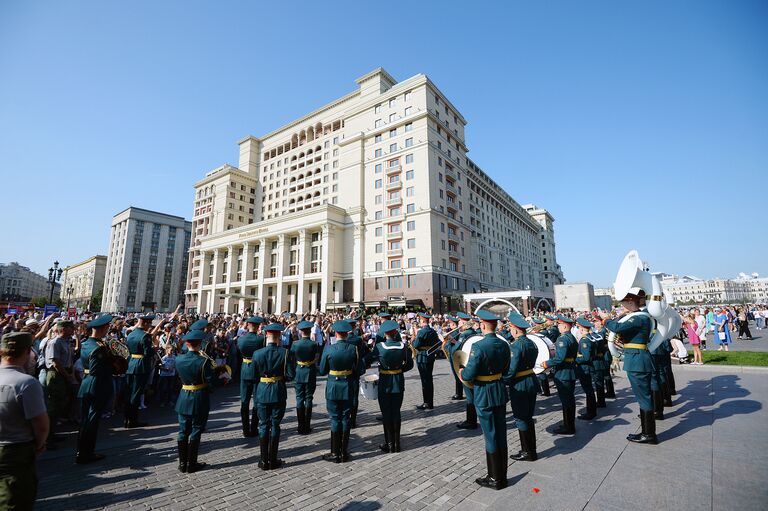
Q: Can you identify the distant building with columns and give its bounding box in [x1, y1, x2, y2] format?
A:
[185, 68, 561, 314]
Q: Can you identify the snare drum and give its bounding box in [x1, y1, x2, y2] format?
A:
[360, 374, 379, 400]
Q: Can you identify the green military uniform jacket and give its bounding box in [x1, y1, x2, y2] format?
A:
[412, 325, 440, 363]
[77, 338, 113, 403]
[125, 328, 153, 375]
[364, 339, 414, 394]
[503, 334, 538, 391]
[605, 312, 653, 372]
[290, 337, 318, 385]
[461, 333, 510, 409]
[238, 332, 265, 381]
[590, 329, 609, 372]
[545, 331, 578, 381]
[175, 351, 214, 416]
[253, 345, 294, 404]
[318, 341, 365, 401]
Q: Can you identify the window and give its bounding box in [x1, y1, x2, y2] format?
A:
[375, 227, 383, 236]
[389, 223, 401, 233]
[405, 154, 413, 164]
[404, 106, 412, 116]
[407, 275, 416, 287]
[407, 220, 416, 231]
[375, 119, 382, 128]
[406, 170, 414, 180]
[405, 123, 412, 132]
[407, 238, 416, 248]
[405, 138, 413, 148]
[389, 259, 401, 269]
[375, 104, 381, 113]
[389, 113, 396, 122]
[375, 179, 382, 189]
[389, 98, 396, 107]
[389, 206, 401, 216]
[375, 163, 382, 173]
[388, 276, 402, 289]
[389, 143, 397, 152]
[406, 186, 414, 197]
[404, 91, 411, 101]
[406, 203, 415, 213]
[407, 257, 416, 268]
[375, 243, 383, 253]
[375, 195, 382, 204]
[376, 262, 383, 271]
[389, 129, 396, 138]
[375, 134, 382, 143]
[375, 148, 382, 157]
[375, 277, 383, 289]
[375, 211, 383, 220]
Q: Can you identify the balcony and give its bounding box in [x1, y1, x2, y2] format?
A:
[386, 230, 403, 240]
[386, 180, 402, 191]
[387, 248, 403, 257]
[445, 167, 457, 180]
[448, 232, 459, 242]
[385, 164, 401, 175]
[386, 197, 402, 207]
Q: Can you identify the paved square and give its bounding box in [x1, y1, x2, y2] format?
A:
[36, 360, 768, 510]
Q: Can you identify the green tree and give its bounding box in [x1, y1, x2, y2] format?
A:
[31, 296, 47, 308]
[89, 289, 103, 312]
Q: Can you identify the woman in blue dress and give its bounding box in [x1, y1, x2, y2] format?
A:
[713, 307, 732, 351]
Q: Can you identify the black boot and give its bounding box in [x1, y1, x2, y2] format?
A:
[296, 407, 305, 435]
[605, 377, 616, 398]
[578, 393, 597, 420]
[177, 439, 189, 472]
[269, 436, 282, 469]
[187, 439, 206, 473]
[451, 378, 464, 400]
[341, 430, 351, 462]
[416, 387, 432, 410]
[75, 430, 105, 464]
[123, 407, 130, 428]
[596, 387, 606, 408]
[510, 430, 529, 461]
[475, 451, 495, 487]
[653, 390, 665, 420]
[350, 405, 358, 429]
[250, 410, 259, 437]
[457, 404, 479, 429]
[629, 410, 658, 444]
[552, 408, 574, 435]
[667, 368, 677, 395]
[258, 436, 270, 470]
[540, 376, 551, 397]
[392, 420, 401, 453]
[379, 421, 391, 453]
[240, 405, 251, 438]
[627, 412, 645, 442]
[493, 449, 508, 490]
[527, 429, 538, 461]
[322, 431, 341, 463]
[568, 406, 577, 433]
[663, 384, 673, 407]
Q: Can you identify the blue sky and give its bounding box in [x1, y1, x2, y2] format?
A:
[1, 0, 766, 287]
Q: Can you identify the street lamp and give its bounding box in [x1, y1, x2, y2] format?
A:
[65, 284, 74, 310]
[47, 261, 62, 304]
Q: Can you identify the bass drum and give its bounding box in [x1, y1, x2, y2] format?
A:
[529, 333, 554, 374]
[452, 334, 508, 389]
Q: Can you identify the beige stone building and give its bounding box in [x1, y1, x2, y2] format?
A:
[185, 68, 562, 314]
[61, 255, 107, 310]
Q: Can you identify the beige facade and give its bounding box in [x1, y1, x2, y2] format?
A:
[61, 255, 107, 310]
[664, 275, 767, 304]
[185, 68, 561, 314]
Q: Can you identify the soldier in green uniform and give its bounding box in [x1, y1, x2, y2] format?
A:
[593, 316, 616, 398]
[536, 314, 560, 396]
[75, 314, 114, 464]
[412, 312, 440, 410]
[291, 320, 319, 435]
[175, 330, 215, 473]
[253, 323, 295, 470]
[649, 336, 669, 420]
[318, 320, 365, 463]
[443, 315, 464, 401]
[453, 312, 479, 429]
[460, 309, 510, 490]
[589, 316, 609, 407]
[237, 316, 264, 437]
[124, 314, 155, 428]
[373, 313, 401, 345]
[345, 318, 368, 428]
[603, 292, 658, 444]
[575, 317, 598, 421]
[503, 312, 539, 462]
[541, 315, 578, 434]
[364, 320, 414, 453]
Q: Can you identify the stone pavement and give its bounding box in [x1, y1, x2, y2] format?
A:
[35, 360, 768, 511]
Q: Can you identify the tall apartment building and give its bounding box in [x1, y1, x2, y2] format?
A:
[523, 204, 565, 289]
[102, 207, 191, 312]
[185, 68, 561, 314]
[61, 255, 107, 310]
[0, 262, 60, 302]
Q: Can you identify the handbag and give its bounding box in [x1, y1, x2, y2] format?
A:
[718, 331, 726, 341]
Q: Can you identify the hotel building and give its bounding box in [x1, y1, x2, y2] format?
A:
[184, 68, 562, 314]
[61, 255, 107, 311]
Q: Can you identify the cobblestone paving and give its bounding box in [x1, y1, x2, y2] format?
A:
[35, 360, 768, 511]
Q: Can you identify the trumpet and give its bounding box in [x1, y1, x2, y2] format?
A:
[197, 348, 232, 383]
[103, 339, 129, 374]
[430, 327, 460, 357]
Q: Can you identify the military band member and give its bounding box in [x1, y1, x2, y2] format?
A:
[503, 312, 539, 462]
[345, 318, 368, 428]
[454, 312, 479, 429]
[589, 316, 609, 407]
[373, 313, 402, 345]
[412, 312, 440, 410]
[253, 323, 295, 470]
[237, 316, 264, 437]
[364, 320, 414, 453]
[604, 292, 658, 444]
[124, 314, 155, 428]
[537, 314, 560, 396]
[443, 315, 464, 401]
[75, 314, 114, 464]
[541, 315, 578, 435]
[175, 330, 215, 473]
[460, 310, 510, 490]
[649, 336, 669, 420]
[318, 320, 365, 463]
[291, 320, 319, 435]
[592, 316, 616, 398]
[575, 317, 598, 421]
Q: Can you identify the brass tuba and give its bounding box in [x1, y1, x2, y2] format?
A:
[104, 339, 129, 374]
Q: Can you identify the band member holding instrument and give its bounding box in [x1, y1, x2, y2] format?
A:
[575, 317, 598, 421]
[592, 316, 616, 398]
[649, 333, 669, 420]
[529, 318, 550, 396]
[75, 314, 114, 464]
[124, 314, 154, 428]
[455, 312, 479, 430]
[253, 323, 294, 470]
[364, 320, 414, 453]
[589, 316, 609, 407]
[541, 315, 578, 435]
[603, 292, 658, 444]
[175, 330, 215, 473]
[318, 320, 365, 463]
[537, 314, 559, 396]
[345, 318, 367, 428]
[503, 312, 538, 462]
[443, 315, 464, 401]
[460, 309, 510, 490]
[412, 312, 440, 410]
[237, 316, 265, 437]
[291, 320, 319, 435]
[373, 313, 402, 345]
